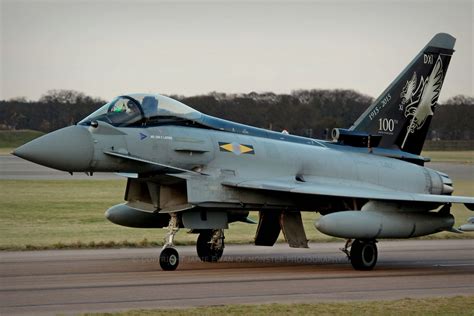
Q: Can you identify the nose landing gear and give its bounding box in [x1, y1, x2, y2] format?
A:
[159, 213, 180, 271]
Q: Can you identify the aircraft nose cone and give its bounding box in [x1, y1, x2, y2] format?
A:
[13, 126, 94, 172]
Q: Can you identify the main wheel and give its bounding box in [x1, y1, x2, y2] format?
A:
[196, 230, 224, 262]
[350, 240, 377, 271]
[160, 247, 179, 271]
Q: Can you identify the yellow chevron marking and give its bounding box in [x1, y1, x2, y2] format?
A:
[220, 143, 234, 152]
[239, 144, 254, 154]
[219, 142, 254, 155]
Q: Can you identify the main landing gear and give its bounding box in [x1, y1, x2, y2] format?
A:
[196, 229, 225, 262]
[343, 239, 378, 271]
[159, 213, 180, 271]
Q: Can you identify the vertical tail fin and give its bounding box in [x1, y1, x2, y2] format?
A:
[350, 33, 456, 155]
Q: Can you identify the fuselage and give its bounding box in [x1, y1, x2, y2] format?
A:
[13, 92, 452, 214]
[90, 123, 449, 201]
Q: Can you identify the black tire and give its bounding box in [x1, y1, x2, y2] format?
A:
[196, 230, 224, 262]
[159, 247, 179, 271]
[350, 240, 377, 271]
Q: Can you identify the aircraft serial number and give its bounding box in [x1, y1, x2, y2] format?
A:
[151, 135, 173, 140]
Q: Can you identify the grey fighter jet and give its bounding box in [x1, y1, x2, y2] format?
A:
[14, 33, 474, 271]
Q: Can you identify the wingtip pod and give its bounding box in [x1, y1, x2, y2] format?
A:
[427, 33, 456, 50]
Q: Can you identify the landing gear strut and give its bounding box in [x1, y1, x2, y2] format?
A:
[343, 239, 378, 271]
[160, 213, 180, 271]
[196, 229, 225, 262]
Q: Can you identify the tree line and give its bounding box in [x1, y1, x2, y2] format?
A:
[0, 89, 472, 140]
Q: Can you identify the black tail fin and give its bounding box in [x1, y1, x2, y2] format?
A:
[350, 33, 456, 155]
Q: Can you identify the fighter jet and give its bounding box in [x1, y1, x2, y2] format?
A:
[13, 33, 473, 271]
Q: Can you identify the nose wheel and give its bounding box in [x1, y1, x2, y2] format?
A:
[159, 247, 179, 271]
[159, 213, 180, 271]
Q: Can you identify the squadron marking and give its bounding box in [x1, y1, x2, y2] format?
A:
[219, 142, 255, 155]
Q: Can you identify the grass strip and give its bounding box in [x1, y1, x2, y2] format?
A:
[422, 150, 474, 163]
[83, 296, 474, 316]
[0, 130, 44, 148]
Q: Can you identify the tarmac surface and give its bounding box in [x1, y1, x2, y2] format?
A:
[1, 240, 473, 315]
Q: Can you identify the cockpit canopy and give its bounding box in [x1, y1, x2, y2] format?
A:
[79, 94, 202, 127]
[78, 93, 328, 147]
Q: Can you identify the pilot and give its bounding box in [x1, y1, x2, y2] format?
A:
[142, 96, 158, 118]
[126, 100, 140, 114]
[111, 102, 126, 113]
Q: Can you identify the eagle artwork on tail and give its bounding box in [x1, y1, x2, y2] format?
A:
[401, 56, 444, 149]
[400, 72, 418, 107]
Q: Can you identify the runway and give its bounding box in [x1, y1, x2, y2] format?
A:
[1, 240, 473, 315]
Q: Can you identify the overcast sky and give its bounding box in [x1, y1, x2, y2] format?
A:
[1, 0, 472, 101]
